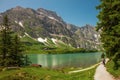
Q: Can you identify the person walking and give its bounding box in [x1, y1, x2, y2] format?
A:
[101, 53, 106, 65]
[102, 58, 106, 65]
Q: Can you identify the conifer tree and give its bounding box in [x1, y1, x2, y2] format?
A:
[0, 15, 24, 67]
[96, 0, 120, 69]
[24, 55, 31, 66]
[10, 34, 24, 66]
[0, 15, 13, 66]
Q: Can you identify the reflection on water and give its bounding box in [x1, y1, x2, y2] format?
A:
[27, 52, 102, 68]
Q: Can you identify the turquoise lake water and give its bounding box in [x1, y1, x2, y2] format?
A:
[27, 52, 102, 68]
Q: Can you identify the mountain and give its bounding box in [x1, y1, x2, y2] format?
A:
[0, 6, 102, 53]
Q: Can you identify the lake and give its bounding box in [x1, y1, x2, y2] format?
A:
[27, 52, 102, 69]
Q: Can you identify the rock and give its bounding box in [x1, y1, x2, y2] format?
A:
[31, 64, 42, 67]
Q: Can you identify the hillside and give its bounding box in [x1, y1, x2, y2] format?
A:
[0, 6, 102, 53]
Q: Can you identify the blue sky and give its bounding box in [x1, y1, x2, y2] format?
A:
[0, 0, 100, 27]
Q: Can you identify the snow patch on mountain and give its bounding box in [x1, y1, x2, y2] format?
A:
[15, 21, 18, 23]
[48, 16, 59, 22]
[94, 34, 98, 38]
[19, 22, 24, 28]
[51, 38, 57, 44]
[94, 34, 100, 42]
[39, 12, 44, 14]
[38, 37, 47, 43]
[15, 21, 24, 28]
[25, 32, 36, 41]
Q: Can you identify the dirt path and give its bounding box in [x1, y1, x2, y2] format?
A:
[68, 63, 99, 74]
[94, 59, 115, 80]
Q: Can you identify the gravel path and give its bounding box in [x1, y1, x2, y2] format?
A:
[68, 63, 99, 74]
[94, 59, 115, 80]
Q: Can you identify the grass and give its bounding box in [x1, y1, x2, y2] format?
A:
[106, 60, 120, 78]
[21, 36, 47, 54]
[68, 68, 95, 80]
[21, 36, 74, 54]
[0, 67, 96, 80]
[21, 36, 98, 54]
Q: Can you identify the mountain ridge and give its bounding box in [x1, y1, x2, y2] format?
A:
[0, 6, 102, 52]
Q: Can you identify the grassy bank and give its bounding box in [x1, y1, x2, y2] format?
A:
[106, 60, 120, 79]
[0, 67, 96, 80]
[21, 36, 98, 54]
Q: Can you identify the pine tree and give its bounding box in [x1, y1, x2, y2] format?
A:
[10, 34, 24, 66]
[96, 0, 120, 69]
[0, 15, 25, 67]
[24, 55, 31, 66]
[0, 15, 13, 66]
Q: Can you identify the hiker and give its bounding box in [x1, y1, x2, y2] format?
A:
[102, 58, 106, 65]
[101, 53, 106, 65]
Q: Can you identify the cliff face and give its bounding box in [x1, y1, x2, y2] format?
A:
[0, 6, 102, 50]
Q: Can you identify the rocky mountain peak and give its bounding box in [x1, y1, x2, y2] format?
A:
[12, 6, 25, 11]
[0, 6, 101, 50]
[81, 24, 95, 30]
[37, 8, 57, 16]
[37, 8, 63, 22]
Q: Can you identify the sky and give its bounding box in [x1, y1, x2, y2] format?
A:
[0, 0, 100, 27]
